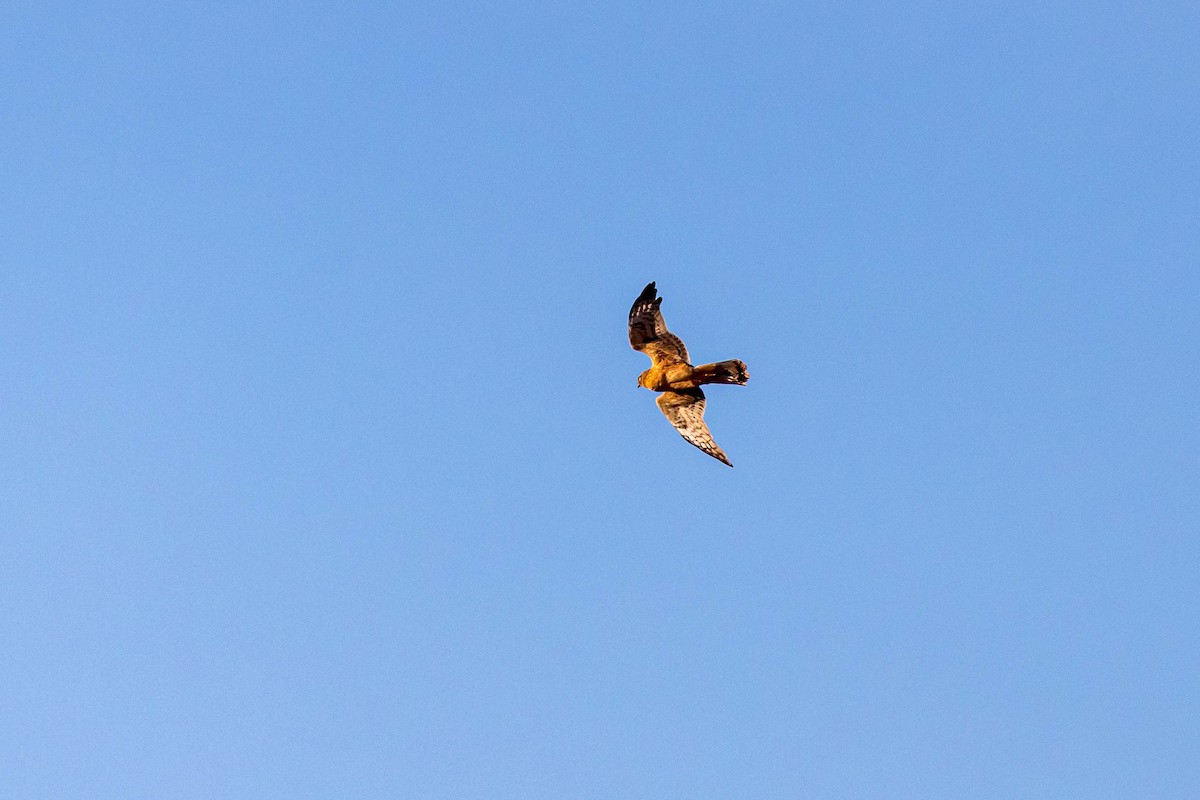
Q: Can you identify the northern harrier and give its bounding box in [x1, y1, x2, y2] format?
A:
[629, 281, 749, 467]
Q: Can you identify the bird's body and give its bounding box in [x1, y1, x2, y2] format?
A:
[636, 362, 697, 392]
[628, 281, 749, 466]
[637, 360, 749, 392]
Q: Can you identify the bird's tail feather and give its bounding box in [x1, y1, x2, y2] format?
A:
[693, 359, 749, 386]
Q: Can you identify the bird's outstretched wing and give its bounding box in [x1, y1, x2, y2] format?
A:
[628, 281, 689, 366]
[656, 388, 732, 467]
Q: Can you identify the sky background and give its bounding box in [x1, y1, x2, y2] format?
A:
[2, 2, 1198, 798]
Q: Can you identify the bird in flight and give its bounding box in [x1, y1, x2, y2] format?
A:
[628, 281, 749, 466]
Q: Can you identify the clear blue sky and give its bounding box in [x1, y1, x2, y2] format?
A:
[3, 3, 1198, 798]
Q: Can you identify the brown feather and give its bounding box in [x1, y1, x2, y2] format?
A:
[628, 281, 689, 366]
[655, 389, 732, 467]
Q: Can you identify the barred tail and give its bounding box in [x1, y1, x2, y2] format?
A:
[693, 359, 749, 386]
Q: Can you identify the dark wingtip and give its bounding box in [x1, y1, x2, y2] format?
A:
[631, 281, 660, 313]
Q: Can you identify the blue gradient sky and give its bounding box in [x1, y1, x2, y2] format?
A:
[3, 3, 1198, 798]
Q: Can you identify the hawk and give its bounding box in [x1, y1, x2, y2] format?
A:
[628, 281, 749, 467]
